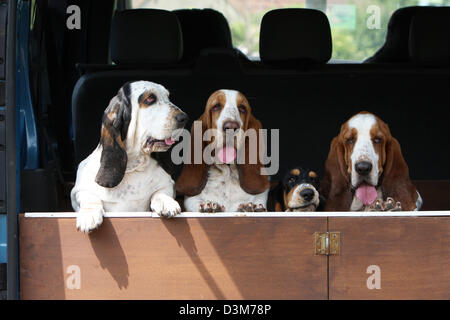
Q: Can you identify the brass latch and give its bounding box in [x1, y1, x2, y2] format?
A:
[314, 232, 340, 255]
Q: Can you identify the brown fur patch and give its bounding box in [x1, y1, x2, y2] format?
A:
[275, 201, 283, 212]
[283, 188, 295, 207]
[291, 168, 300, 176]
[205, 90, 227, 129]
[309, 171, 317, 178]
[101, 126, 114, 145]
[369, 117, 391, 176]
[236, 92, 251, 129]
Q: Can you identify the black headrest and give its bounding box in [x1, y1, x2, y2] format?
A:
[364, 7, 420, 63]
[409, 8, 450, 64]
[365, 6, 450, 64]
[174, 9, 232, 62]
[110, 9, 183, 64]
[260, 9, 332, 65]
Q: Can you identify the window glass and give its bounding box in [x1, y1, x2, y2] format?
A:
[130, 0, 450, 61]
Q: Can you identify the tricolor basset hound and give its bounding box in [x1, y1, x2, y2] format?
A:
[321, 111, 423, 211]
[71, 81, 188, 233]
[272, 167, 325, 212]
[176, 89, 270, 212]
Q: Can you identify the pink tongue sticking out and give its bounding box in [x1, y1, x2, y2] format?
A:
[217, 146, 237, 164]
[356, 184, 378, 206]
[164, 138, 175, 146]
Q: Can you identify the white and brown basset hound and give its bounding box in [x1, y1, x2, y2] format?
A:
[176, 89, 270, 212]
[71, 81, 188, 232]
[321, 111, 423, 211]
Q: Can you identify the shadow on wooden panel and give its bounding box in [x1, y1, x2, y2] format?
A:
[89, 219, 129, 290]
[161, 219, 226, 299]
[197, 218, 328, 300]
[19, 216, 66, 299]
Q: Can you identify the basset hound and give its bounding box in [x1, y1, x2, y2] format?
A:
[272, 167, 325, 212]
[321, 111, 423, 211]
[176, 89, 270, 212]
[71, 81, 188, 233]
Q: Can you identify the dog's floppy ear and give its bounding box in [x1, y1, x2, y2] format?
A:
[321, 136, 352, 211]
[176, 111, 209, 197]
[237, 114, 270, 195]
[95, 86, 132, 188]
[381, 137, 418, 210]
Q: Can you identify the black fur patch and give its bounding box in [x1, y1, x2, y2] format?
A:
[282, 166, 320, 195]
[95, 85, 132, 188]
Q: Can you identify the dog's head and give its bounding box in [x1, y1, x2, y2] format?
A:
[200, 89, 255, 162]
[176, 89, 270, 196]
[280, 167, 321, 211]
[95, 81, 188, 188]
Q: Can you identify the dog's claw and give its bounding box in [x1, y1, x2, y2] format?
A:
[254, 204, 267, 212]
[368, 197, 402, 212]
[238, 202, 267, 212]
[199, 202, 224, 213]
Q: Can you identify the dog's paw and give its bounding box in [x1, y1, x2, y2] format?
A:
[368, 197, 402, 212]
[237, 203, 267, 212]
[76, 207, 104, 233]
[151, 194, 181, 218]
[199, 202, 225, 213]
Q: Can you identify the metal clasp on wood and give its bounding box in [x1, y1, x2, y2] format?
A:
[314, 232, 340, 255]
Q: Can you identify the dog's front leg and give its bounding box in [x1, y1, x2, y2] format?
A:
[74, 191, 105, 233]
[151, 189, 181, 218]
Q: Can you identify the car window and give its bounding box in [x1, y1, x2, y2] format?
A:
[130, 0, 450, 61]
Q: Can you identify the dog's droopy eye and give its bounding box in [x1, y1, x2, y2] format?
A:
[346, 138, 355, 145]
[289, 177, 296, 184]
[373, 137, 382, 144]
[144, 94, 157, 105]
[238, 105, 247, 114]
[212, 103, 222, 111]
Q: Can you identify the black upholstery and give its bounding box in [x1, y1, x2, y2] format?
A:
[110, 9, 183, 64]
[409, 9, 450, 64]
[174, 9, 232, 63]
[72, 6, 450, 183]
[260, 9, 332, 65]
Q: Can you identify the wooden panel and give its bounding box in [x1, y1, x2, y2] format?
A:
[329, 217, 450, 299]
[20, 216, 327, 300]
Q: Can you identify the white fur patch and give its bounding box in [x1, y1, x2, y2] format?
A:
[213, 90, 246, 152]
[415, 191, 423, 211]
[348, 113, 379, 187]
[151, 192, 181, 218]
[216, 90, 242, 129]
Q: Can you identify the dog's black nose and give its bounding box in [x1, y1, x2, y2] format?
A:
[223, 121, 240, 132]
[355, 161, 372, 176]
[175, 112, 189, 125]
[300, 188, 315, 202]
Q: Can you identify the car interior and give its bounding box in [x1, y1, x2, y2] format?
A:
[21, 0, 450, 213]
